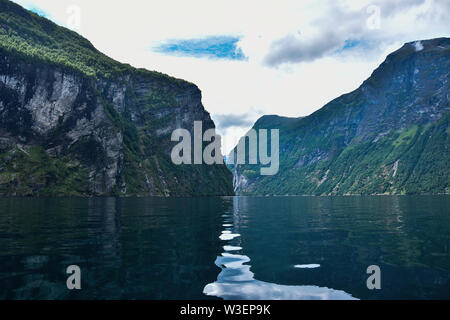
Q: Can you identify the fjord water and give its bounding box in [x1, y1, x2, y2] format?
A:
[0, 196, 449, 300]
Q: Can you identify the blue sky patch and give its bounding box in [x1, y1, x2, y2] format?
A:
[27, 4, 48, 18]
[343, 39, 361, 49]
[333, 39, 372, 55]
[154, 36, 246, 60]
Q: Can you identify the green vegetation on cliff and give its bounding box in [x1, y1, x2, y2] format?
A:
[0, 0, 188, 85]
[0, 0, 234, 197]
[230, 38, 449, 196]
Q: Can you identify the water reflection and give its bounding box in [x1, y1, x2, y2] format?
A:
[294, 264, 320, 269]
[204, 197, 358, 300]
[1, 196, 449, 299]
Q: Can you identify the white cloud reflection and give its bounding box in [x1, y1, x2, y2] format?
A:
[204, 199, 357, 300]
[294, 264, 321, 269]
[204, 252, 357, 300]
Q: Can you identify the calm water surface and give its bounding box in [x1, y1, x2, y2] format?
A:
[0, 196, 449, 299]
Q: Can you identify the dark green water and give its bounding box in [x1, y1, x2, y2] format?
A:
[0, 196, 449, 300]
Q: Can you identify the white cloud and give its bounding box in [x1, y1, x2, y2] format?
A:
[10, 0, 450, 152]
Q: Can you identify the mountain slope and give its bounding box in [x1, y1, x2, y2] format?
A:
[230, 38, 450, 195]
[0, 0, 233, 196]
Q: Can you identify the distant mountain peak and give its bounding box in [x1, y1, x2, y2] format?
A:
[230, 37, 449, 196]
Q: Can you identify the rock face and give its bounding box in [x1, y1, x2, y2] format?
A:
[230, 38, 450, 195]
[0, 0, 233, 196]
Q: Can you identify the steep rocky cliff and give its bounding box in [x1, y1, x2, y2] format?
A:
[0, 0, 233, 196]
[230, 38, 449, 195]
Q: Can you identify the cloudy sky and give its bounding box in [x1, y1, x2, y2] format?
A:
[12, 0, 450, 152]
